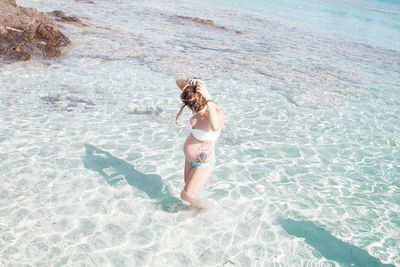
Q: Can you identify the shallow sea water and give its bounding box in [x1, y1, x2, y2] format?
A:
[0, 0, 399, 266]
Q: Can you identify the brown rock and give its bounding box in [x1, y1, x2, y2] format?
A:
[5, 0, 16, 7]
[74, 0, 94, 4]
[0, 26, 7, 36]
[49, 10, 88, 26]
[176, 15, 243, 34]
[177, 16, 228, 31]
[0, 0, 71, 61]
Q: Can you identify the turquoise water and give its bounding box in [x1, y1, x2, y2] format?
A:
[0, 0, 399, 266]
[198, 0, 400, 52]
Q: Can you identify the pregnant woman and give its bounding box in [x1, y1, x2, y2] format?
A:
[175, 78, 224, 211]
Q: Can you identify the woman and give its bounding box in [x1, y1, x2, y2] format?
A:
[175, 78, 224, 211]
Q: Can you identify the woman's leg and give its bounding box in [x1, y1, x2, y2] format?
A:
[184, 159, 194, 185]
[180, 165, 214, 209]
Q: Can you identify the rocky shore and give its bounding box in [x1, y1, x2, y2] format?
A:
[0, 0, 71, 61]
[49, 10, 87, 27]
[176, 15, 244, 34]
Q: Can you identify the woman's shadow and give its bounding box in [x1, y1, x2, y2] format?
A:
[82, 143, 184, 213]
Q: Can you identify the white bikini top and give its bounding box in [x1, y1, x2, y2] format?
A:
[186, 118, 220, 141]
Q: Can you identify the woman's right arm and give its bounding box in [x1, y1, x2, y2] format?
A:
[176, 78, 189, 91]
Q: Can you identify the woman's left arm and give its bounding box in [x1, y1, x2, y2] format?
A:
[196, 80, 224, 131]
[207, 101, 224, 131]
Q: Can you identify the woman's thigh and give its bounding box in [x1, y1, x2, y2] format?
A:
[184, 159, 194, 184]
[183, 165, 214, 197]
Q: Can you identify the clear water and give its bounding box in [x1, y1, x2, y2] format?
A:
[198, 0, 400, 52]
[0, 0, 399, 266]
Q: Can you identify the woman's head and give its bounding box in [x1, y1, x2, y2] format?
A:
[175, 83, 206, 123]
[180, 84, 207, 112]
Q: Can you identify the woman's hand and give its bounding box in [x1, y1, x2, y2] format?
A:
[189, 79, 212, 101]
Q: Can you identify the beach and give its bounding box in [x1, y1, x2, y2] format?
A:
[0, 0, 399, 265]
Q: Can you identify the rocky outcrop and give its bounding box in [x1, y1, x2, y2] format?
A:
[0, 0, 71, 61]
[176, 15, 244, 34]
[49, 10, 88, 26]
[74, 0, 94, 4]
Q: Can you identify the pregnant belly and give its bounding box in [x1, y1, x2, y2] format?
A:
[183, 135, 215, 162]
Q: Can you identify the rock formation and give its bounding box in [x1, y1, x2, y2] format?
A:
[176, 15, 244, 34]
[0, 0, 71, 61]
[48, 10, 88, 26]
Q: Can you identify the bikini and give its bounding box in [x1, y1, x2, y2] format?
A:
[186, 117, 220, 168]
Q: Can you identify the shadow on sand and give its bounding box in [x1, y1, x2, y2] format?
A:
[279, 219, 395, 267]
[82, 143, 184, 213]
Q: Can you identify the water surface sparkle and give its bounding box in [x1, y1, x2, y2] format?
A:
[0, 0, 399, 265]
